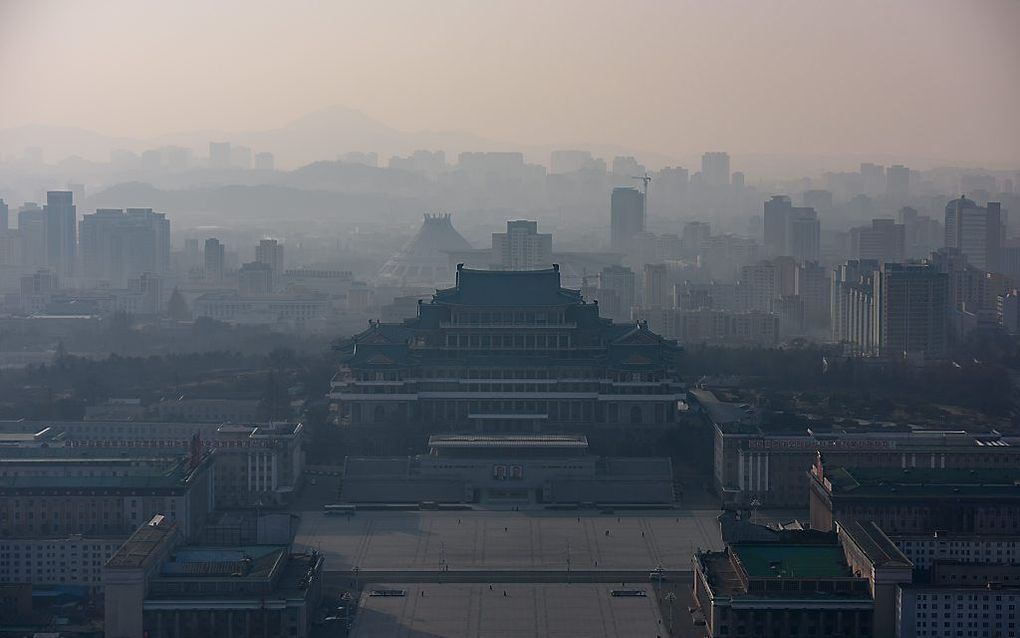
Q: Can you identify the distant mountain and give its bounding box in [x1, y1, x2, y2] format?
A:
[157, 105, 500, 168]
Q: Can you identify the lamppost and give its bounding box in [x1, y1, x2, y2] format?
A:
[663, 591, 677, 634]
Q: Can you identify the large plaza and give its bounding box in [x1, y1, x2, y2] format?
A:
[294, 509, 723, 573]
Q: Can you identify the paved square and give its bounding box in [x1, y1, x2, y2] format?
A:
[351, 583, 668, 638]
[294, 510, 723, 571]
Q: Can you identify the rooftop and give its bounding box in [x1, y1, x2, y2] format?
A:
[733, 544, 852, 579]
[433, 267, 585, 307]
[107, 515, 177, 569]
[427, 434, 588, 450]
[823, 466, 1020, 499]
[160, 546, 285, 579]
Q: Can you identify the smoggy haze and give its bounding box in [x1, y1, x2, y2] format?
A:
[1, 0, 1018, 166]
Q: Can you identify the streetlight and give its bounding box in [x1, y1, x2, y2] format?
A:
[663, 591, 677, 633]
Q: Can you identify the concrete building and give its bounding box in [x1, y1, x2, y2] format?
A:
[253, 151, 274, 171]
[104, 515, 323, 638]
[0, 198, 7, 230]
[850, 219, 906, 264]
[237, 261, 272, 296]
[945, 196, 1002, 272]
[341, 434, 673, 505]
[491, 220, 552, 270]
[874, 262, 948, 360]
[697, 388, 1020, 509]
[595, 265, 635, 321]
[0, 535, 123, 594]
[79, 208, 170, 287]
[203, 238, 225, 283]
[694, 537, 875, 637]
[763, 195, 820, 261]
[0, 449, 214, 540]
[209, 142, 231, 169]
[641, 262, 669, 308]
[43, 191, 76, 278]
[885, 164, 910, 198]
[193, 291, 329, 326]
[255, 238, 284, 291]
[740, 261, 778, 313]
[16, 203, 46, 270]
[831, 260, 879, 352]
[633, 308, 779, 346]
[0, 419, 305, 509]
[701, 152, 730, 187]
[609, 187, 644, 251]
[809, 461, 1020, 535]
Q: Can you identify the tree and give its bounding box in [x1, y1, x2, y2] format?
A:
[167, 288, 192, 321]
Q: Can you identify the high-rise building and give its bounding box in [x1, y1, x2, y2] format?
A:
[944, 196, 1002, 272]
[765, 196, 820, 261]
[642, 263, 669, 308]
[860, 162, 886, 196]
[802, 189, 833, 213]
[254, 151, 274, 171]
[209, 142, 231, 169]
[43, 190, 76, 278]
[549, 150, 593, 174]
[609, 187, 644, 251]
[255, 238, 284, 290]
[898, 206, 943, 258]
[596, 265, 635, 321]
[491, 220, 552, 270]
[229, 144, 252, 169]
[796, 261, 830, 330]
[204, 238, 225, 283]
[885, 164, 910, 197]
[0, 198, 7, 230]
[787, 208, 820, 262]
[17, 203, 46, 270]
[874, 262, 949, 360]
[850, 218, 905, 263]
[79, 208, 170, 287]
[830, 259, 879, 351]
[680, 221, 711, 256]
[740, 261, 778, 313]
[701, 152, 730, 187]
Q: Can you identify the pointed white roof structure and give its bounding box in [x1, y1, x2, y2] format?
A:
[378, 213, 473, 285]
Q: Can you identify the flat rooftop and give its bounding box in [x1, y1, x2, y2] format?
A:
[351, 583, 664, 638]
[108, 516, 176, 569]
[734, 544, 851, 579]
[825, 466, 1020, 499]
[160, 546, 284, 579]
[427, 434, 588, 450]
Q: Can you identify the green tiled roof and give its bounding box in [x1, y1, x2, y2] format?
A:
[734, 544, 851, 579]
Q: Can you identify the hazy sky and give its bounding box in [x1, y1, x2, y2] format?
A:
[2, 0, 1019, 166]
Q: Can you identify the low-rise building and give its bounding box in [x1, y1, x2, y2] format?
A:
[342, 433, 674, 505]
[0, 420, 305, 508]
[693, 390, 1020, 509]
[104, 515, 323, 638]
[809, 461, 1020, 535]
[694, 540, 875, 637]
